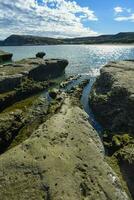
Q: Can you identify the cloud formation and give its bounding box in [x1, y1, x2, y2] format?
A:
[0, 0, 98, 39]
[114, 6, 123, 14]
[114, 6, 134, 22]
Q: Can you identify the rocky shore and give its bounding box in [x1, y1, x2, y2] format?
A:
[90, 60, 134, 199]
[0, 93, 129, 200]
[0, 51, 132, 199]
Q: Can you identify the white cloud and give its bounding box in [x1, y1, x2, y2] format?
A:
[0, 0, 98, 39]
[114, 6, 123, 14]
[114, 5, 134, 22]
[115, 14, 134, 22]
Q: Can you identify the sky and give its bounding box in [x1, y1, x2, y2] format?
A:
[0, 0, 134, 39]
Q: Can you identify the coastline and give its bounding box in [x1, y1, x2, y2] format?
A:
[0, 50, 133, 199]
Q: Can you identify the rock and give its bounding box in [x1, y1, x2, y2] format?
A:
[0, 50, 13, 63]
[115, 144, 134, 199]
[90, 61, 134, 134]
[0, 96, 129, 200]
[0, 58, 68, 93]
[0, 110, 23, 153]
[90, 60, 134, 199]
[28, 58, 68, 81]
[36, 52, 46, 58]
[0, 74, 24, 93]
[49, 89, 59, 99]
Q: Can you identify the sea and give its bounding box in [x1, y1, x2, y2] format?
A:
[1, 44, 134, 132]
[1, 44, 134, 77]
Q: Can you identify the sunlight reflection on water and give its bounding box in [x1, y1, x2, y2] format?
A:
[0, 44, 134, 77]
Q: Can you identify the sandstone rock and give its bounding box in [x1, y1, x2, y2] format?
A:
[0, 96, 129, 200]
[0, 50, 13, 63]
[0, 58, 68, 93]
[36, 52, 46, 58]
[90, 61, 134, 199]
[90, 61, 134, 134]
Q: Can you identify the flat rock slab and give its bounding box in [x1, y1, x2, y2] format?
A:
[0, 97, 129, 200]
[0, 58, 68, 93]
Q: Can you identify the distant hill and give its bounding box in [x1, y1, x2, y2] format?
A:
[1, 35, 63, 46]
[63, 32, 134, 44]
[0, 32, 134, 46]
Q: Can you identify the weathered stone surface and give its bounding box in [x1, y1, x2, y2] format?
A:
[0, 110, 23, 152]
[90, 61, 134, 134]
[0, 50, 13, 63]
[0, 96, 129, 200]
[0, 58, 68, 93]
[90, 61, 134, 199]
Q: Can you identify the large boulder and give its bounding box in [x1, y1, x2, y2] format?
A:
[0, 58, 68, 93]
[0, 96, 129, 200]
[28, 58, 68, 81]
[90, 61, 134, 199]
[90, 61, 134, 134]
[36, 52, 46, 58]
[0, 50, 13, 63]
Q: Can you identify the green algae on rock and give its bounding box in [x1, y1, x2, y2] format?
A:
[90, 60, 134, 134]
[90, 60, 134, 199]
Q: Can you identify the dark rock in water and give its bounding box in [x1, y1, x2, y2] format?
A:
[36, 52, 46, 58]
[0, 50, 13, 63]
[28, 58, 68, 81]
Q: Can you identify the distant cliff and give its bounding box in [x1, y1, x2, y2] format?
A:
[0, 32, 134, 46]
[0, 35, 63, 46]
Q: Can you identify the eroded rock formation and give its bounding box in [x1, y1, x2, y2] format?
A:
[0, 95, 129, 200]
[90, 60, 134, 199]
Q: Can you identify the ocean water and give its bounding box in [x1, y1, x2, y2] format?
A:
[1, 44, 134, 77]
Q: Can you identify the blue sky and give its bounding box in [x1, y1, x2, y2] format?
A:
[76, 0, 134, 34]
[0, 0, 134, 39]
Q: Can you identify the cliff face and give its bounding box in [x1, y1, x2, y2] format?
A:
[90, 60, 134, 198]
